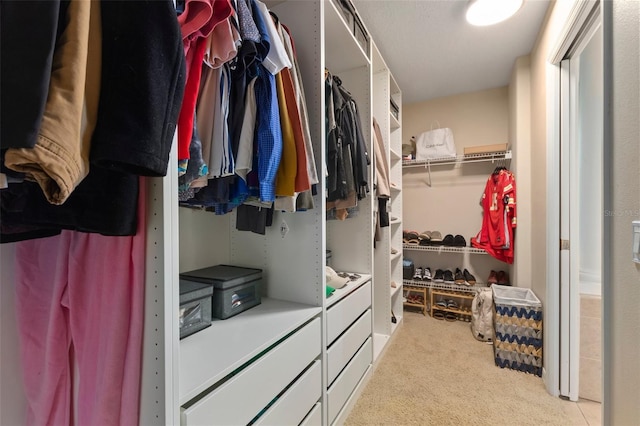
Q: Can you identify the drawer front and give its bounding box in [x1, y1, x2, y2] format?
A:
[326, 281, 371, 345]
[327, 309, 371, 385]
[181, 317, 321, 426]
[327, 337, 372, 424]
[254, 360, 321, 426]
[300, 402, 322, 426]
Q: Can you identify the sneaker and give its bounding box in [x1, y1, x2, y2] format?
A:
[463, 269, 476, 286]
[497, 270, 510, 285]
[443, 269, 455, 284]
[454, 268, 465, 285]
[422, 267, 432, 281]
[487, 270, 498, 285]
[413, 267, 423, 281]
[433, 269, 444, 283]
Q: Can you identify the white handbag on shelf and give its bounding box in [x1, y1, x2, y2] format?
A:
[413, 123, 457, 160]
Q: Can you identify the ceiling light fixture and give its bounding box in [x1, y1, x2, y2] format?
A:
[466, 0, 524, 26]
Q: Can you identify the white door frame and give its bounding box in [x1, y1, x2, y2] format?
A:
[545, 0, 600, 399]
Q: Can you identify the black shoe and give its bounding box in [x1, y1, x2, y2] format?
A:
[433, 269, 444, 283]
[443, 269, 454, 284]
[454, 268, 465, 285]
[463, 269, 476, 286]
[453, 235, 467, 247]
[442, 234, 455, 246]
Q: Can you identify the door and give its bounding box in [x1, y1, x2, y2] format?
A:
[558, 9, 603, 402]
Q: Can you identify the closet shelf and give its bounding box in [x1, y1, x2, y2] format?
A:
[390, 282, 403, 298]
[390, 113, 401, 130]
[390, 148, 401, 160]
[402, 279, 485, 293]
[403, 243, 487, 255]
[391, 251, 402, 262]
[390, 218, 401, 226]
[402, 150, 512, 168]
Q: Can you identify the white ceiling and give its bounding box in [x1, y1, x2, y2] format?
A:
[352, 0, 551, 104]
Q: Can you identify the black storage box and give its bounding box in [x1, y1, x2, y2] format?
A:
[180, 265, 262, 320]
[179, 280, 213, 339]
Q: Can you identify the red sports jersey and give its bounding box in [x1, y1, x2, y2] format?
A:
[471, 169, 516, 264]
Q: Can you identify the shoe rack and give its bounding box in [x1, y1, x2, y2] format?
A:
[430, 288, 474, 321]
[403, 285, 427, 315]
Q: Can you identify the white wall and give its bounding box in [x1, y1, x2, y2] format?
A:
[403, 88, 513, 285]
[509, 55, 532, 289]
[603, 0, 640, 423]
[529, 0, 640, 419]
[529, 0, 577, 392]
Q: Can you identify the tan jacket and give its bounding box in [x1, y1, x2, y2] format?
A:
[4, 0, 100, 205]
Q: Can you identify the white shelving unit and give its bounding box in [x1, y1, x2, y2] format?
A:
[371, 41, 403, 363]
[402, 150, 512, 168]
[0, 1, 398, 425]
[403, 150, 512, 187]
[403, 243, 488, 255]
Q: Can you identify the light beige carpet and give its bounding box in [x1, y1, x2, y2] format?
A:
[345, 311, 575, 426]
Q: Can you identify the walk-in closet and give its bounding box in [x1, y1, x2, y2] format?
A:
[2, 0, 640, 425]
[1, 0, 403, 424]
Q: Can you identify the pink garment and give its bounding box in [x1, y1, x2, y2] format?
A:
[14, 178, 147, 426]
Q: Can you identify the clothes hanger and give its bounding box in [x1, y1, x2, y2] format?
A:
[269, 10, 280, 24]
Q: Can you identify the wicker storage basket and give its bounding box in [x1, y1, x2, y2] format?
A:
[491, 285, 543, 376]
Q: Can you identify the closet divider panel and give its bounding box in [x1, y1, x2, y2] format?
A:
[140, 171, 181, 425]
[372, 50, 393, 350]
[388, 74, 404, 325]
[230, 209, 324, 306]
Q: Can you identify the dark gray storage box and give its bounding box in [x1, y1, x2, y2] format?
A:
[179, 280, 213, 339]
[180, 265, 262, 320]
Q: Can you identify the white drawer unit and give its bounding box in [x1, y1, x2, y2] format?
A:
[326, 280, 372, 345]
[327, 337, 373, 424]
[327, 309, 372, 385]
[300, 402, 322, 426]
[180, 317, 321, 426]
[254, 360, 321, 426]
